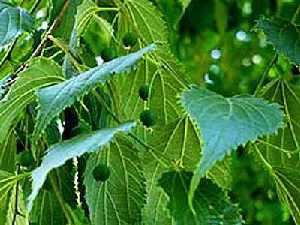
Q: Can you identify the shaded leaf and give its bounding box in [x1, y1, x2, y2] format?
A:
[0, 131, 16, 172]
[159, 171, 243, 225]
[257, 18, 300, 65]
[142, 117, 201, 224]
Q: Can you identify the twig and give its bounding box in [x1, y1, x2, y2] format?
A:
[10, 0, 70, 81]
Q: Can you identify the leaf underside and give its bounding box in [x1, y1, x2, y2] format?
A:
[33, 44, 155, 140]
[257, 18, 300, 65]
[27, 122, 135, 212]
[0, 0, 34, 46]
[181, 86, 284, 176]
[181, 86, 284, 203]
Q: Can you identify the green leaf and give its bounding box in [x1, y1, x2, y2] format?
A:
[30, 166, 77, 225]
[4, 186, 29, 225]
[120, 0, 168, 44]
[181, 86, 283, 176]
[113, 54, 188, 128]
[0, 1, 34, 46]
[0, 58, 64, 144]
[75, 0, 111, 36]
[33, 44, 155, 140]
[63, 0, 113, 77]
[254, 79, 300, 224]
[113, 0, 190, 132]
[0, 131, 16, 172]
[50, 0, 82, 42]
[27, 122, 136, 212]
[84, 134, 146, 225]
[257, 18, 300, 65]
[181, 86, 284, 204]
[142, 117, 201, 224]
[142, 117, 232, 224]
[208, 156, 232, 190]
[115, 0, 190, 128]
[0, 170, 29, 225]
[154, 0, 189, 27]
[159, 171, 243, 225]
[31, 190, 67, 225]
[66, 205, 91, 225]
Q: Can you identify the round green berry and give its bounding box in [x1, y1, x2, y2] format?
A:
[138, 85, 149, 101]
[139, 109, 156, 127]
[92, 164, 111, 182]
[101, 48, 115, 62]
[19, 151, 34, 167]
[122, 32, 138, 48]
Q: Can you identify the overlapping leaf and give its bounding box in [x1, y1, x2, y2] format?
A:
[0, 1, 34, 46]
[0, 170, 29, 225]
[30, 161, 77, 225]
[120, 0, 168, 44]
[115, 0, 189, 126]
[0, 131, 16, 172]
[257, 18, 300, 65]
[84, 134, 146, 225]
[33, 44, 155, 140]
[4, 186, 29, 225]
[142, 117, 232, 224]
[159, 171, 243, 225]
[254, 79, 300, 224]
[142, 117, 201, 224]
[0, 58, 64, 144]
[63, 0, 113, 77]
[27, 122, 135, 212]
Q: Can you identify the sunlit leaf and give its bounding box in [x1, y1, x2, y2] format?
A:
[0, 58, 64, 144]
[84, 134, 145, 225]
[254, 79, 300, 224]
